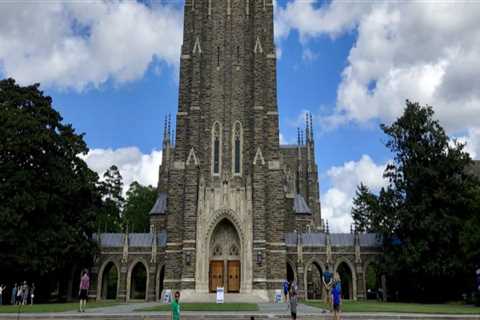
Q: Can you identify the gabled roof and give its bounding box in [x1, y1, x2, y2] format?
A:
[293, 194, 312, 215]
[149, 192, 167, 215]
[93, 230, 167, 247]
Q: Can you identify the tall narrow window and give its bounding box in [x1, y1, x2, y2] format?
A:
[233, 121, 242, 175]
[212, 122, 221, 175]
[217, 47, 220, 67]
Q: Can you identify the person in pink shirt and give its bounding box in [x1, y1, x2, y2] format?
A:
[78, 269, 90, 312]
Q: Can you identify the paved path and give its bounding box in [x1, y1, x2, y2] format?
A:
[0, 302, 479, 320]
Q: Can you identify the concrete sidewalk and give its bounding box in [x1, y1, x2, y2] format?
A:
[0, 302, 479, 320]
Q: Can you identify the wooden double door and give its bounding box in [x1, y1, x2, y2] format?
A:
[209, 260, 240, 293]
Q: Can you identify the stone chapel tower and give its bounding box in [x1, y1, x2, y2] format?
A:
[152, 0, 322, 299]
[92, 0, 383, 303]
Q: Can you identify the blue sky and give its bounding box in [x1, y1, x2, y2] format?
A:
[1, 1, 479, 231]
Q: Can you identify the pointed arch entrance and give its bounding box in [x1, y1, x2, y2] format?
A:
[337, 261, 354, 300]
[306, 261, 323, 300]
[101, 262, 119, 299]
[209, 219, 241, 293]
[129, 262, 147, 300]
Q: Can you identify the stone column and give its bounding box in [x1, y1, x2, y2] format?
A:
[147, 265, 156, 301]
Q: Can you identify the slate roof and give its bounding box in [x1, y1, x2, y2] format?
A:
[93, 230, 167, 247]
[284, 232, 382, 247]
[293, 194, 312, 215]
[359, 233, 382, 247]
[150, 192, 167, 215]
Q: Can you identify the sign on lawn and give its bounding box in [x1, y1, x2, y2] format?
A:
[274, 289, 282, 303]
[163, 289, 172, 304]
[216, 287, 224, 304]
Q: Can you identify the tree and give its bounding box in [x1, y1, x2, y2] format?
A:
[0, 79, 100, 297]
[351, 100, 480, 301]
[123, 182, 157, 232]
[96, 165, 124, 232]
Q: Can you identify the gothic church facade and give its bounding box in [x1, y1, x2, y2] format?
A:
[91, 0, 382, 302]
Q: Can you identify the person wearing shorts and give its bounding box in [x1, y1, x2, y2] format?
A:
[289, 290, 298, 320]
[331, 272, 342, 320]
[78, 269, 90, 312]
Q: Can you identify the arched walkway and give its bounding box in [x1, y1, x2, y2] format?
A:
[306, 261, 323, 300]
[336, 261, 354, 300]
[209, 219, 241, 293]
[156, 265, 165, 301]
[101, 262, 119, 299]
[286, 262, 295, 283]
[129, 261, 148, 300]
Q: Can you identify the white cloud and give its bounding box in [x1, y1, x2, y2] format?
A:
[0, 1, 182, 90]
[81, 147, 162, 194]
[321, 155, 388, 232]
[458, 128, 480, 160]
[276, 1, 480, 159]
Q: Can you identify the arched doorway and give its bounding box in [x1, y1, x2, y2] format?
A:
[365, 262, 380, 300]
[306, 262, 323, 300]
[157, 265, 165, 300]
[337, 262, 353, 299]
[101, 262, 118, 299]
[286, 262, 295, 283]
[130, 262, 147, 300]
[209, 219, 241, 293]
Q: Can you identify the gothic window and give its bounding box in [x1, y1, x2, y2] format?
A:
[212, 122, 221, 175]
[232, 121, 242, 175]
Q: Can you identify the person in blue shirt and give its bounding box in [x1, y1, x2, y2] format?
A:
[331, 272, 342, 320]
[283, 279, 289, 303]
[322, 265, 333, 310]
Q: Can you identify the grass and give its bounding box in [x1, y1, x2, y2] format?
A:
[0, 301, 121, 313]
[303, 300, 480, 314]
[137, 303, 259, 312]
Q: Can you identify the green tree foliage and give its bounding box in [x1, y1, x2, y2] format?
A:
[96, 165, 124, 232]
[351, 101, 480, 301]
[123, 181, 157, 232]
[0, 79, 99, 279]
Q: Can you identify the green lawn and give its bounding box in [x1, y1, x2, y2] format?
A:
[0, 301, 121, 313]
[303, 300, 480, 314]
[137, 303, 258, 312]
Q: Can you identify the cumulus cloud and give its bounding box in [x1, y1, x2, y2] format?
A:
[0, 1, 182, 90]
[321, 155, 388, 232]
[81, 147, 162, 194]
[276, 1, 480, 158]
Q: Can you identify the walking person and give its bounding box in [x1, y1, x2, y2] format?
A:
[283, 279, 289, 303]
[289, 290, 298, 320]
[171, 291, 181, 320]
[78, 269, 90, 312]
[21, 281, 28, 305]
[16, 284, 22, 305]
[331, 272, 342, 320]
[30, 283, 35, 305]
[0, 284, 5, 305]
[322, 265, 333, 311]
[11, 284, 17, 305]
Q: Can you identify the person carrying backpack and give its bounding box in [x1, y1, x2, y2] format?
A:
[331, 272, 342, 320]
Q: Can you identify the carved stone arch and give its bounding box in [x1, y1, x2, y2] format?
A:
[231, 120, 243, 176]
[304, 257, 326, 300]
[96, 258, 121, 301]
[155, 263, 166, 301]
[126, 257, 150, 302]
[286, 259, 297, 282]
[334, 256, 357, 300]
[205, 209, 245, 247]
[211, 121, 222, 176]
